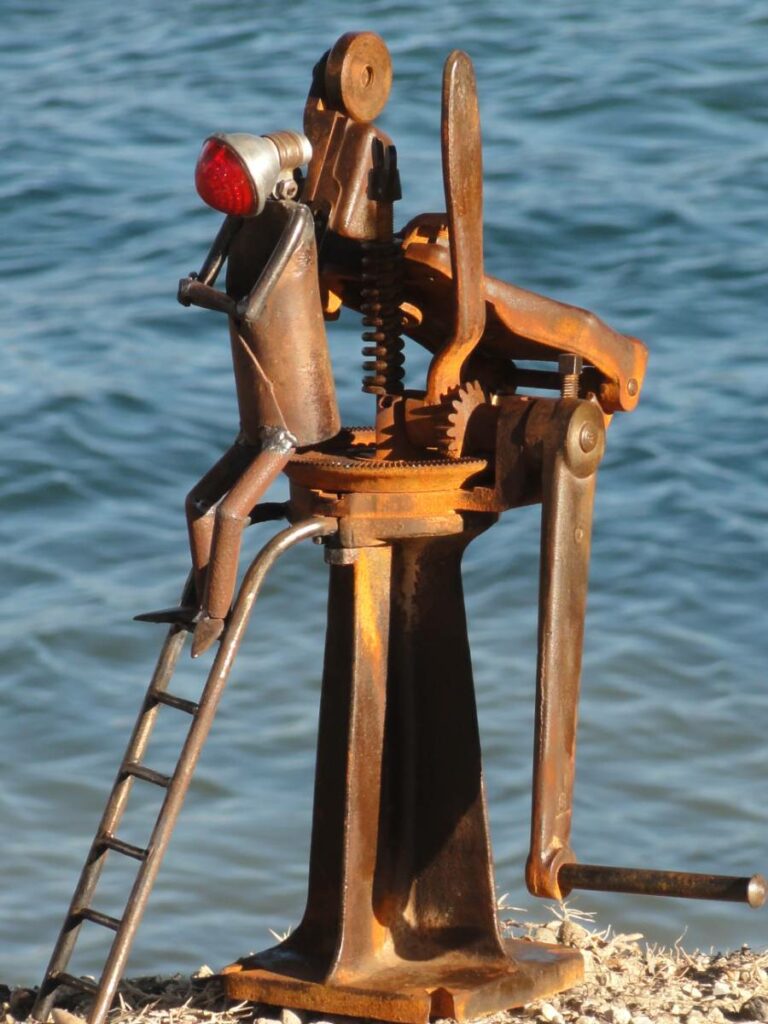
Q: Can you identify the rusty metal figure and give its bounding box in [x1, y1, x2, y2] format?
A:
[35, 30, 765, 1024]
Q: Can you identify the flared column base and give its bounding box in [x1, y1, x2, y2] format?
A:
[221, 938, 583, 1023]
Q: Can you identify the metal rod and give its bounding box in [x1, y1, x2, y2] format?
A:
[559, 862, 767, 908]
[197, 215, 243, 286]
[85, 516, 335, 1024]
[176, 277, 238, 316]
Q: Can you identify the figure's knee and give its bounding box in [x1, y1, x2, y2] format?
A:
[214, 493, 251, 531]
[186, 486, 219, 524]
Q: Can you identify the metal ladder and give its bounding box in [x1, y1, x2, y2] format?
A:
[33, 516, 334, 1024]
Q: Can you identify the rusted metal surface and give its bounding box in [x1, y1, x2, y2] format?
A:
[177, 197, 340, 654]
[399, 226, 647, 415]
[525, 400, 605, 900]
[37, 28, 764, 1024]
[425, 50, 486, 404]
[222, 528, 583, 1022]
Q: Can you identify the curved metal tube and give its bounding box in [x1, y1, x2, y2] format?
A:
[237, 200, 309, 327]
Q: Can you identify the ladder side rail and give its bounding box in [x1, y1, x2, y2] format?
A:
[34, 582, 192, 1020]
[88, 517, 334, 1024]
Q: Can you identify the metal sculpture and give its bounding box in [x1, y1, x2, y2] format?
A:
[34, 31, 765, 1024]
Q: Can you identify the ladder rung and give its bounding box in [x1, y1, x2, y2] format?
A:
[123, 762, 171, 788]
[98, 834, 147, 861]
[50, 971, 98, 994]
[74, 907, 122, 932]
[149, 689, 199, 715]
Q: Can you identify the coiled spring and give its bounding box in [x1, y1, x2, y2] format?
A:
[361, 238, 405, 395]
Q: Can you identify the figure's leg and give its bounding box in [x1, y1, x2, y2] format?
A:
[185, 441, 254, 602]
[135, 440, 253, 626]
[192, 438, 295, 657]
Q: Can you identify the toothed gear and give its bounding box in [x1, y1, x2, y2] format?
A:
[436, 381, 489, 458]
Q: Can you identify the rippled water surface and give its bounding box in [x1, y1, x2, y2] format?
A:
[2, 0, 767, 986]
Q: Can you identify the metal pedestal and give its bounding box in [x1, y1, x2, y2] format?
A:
[222, 516, 582, 1022]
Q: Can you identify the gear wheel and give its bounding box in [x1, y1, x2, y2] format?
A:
[435, 380, 489, 458]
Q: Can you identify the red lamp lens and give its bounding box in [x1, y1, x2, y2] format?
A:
[195, 138, 256, 215]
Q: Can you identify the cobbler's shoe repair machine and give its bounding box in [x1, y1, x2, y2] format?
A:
[35, 31, 765, 1024]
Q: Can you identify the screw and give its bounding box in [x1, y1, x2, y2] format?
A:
[274, 177, 299, 201]
[579, 423, 598, 453]
[627, 377, 638, 397]
[559, 353, 583, 398]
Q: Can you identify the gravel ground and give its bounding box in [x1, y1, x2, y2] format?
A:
[5, 910, 767, 1024]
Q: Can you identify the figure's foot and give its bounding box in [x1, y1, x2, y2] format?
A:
[134, 605, 198, 628]
[191, 614, 226, 658]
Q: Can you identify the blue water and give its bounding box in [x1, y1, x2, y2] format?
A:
[1, 0, 767, 988]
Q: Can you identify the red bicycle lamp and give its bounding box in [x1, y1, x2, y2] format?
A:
[195, 131, 312, 217]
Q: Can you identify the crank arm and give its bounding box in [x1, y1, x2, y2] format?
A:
[559, 862, 766, 908]
[523, 402, 766, 908]
[525, 397, 606, 899]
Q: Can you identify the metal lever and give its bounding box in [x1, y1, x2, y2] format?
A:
[559, 862, 766, 908]
[525, 397, 606, 899]
[425, 50, 486, 403]
[523, 398, 766, 908]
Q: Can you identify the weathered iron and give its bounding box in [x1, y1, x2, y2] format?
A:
[34, 30, 764, 1024]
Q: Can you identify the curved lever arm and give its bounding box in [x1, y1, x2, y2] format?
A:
[426, 51, 486, 403]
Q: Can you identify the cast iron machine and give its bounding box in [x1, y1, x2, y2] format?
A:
[35, 31, 765, 1024]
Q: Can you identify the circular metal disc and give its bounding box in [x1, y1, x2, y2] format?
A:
[325, 31, 392, 122]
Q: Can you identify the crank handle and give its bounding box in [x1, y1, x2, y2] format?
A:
[558, 862, 766, 909]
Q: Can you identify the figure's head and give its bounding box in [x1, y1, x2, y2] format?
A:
[194, 130, 312, 217]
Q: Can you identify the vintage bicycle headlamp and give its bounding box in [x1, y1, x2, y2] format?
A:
[194, 131, 312, 217]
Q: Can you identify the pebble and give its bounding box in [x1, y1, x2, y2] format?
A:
[8, 990, 35, 1020]
[257, 1017, 282, 1024]
[610, 1006, 631, 1024]
[281, 1010, 303, 1024]
[51, 1012, 86, 1024]
[739, 995, 768, 1021]
[559, 920, 590, 948]
[539, 1000, 565, 1023]
[712, 980, 730, 997]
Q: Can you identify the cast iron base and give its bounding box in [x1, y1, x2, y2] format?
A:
[221, 939, 583, 1023]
